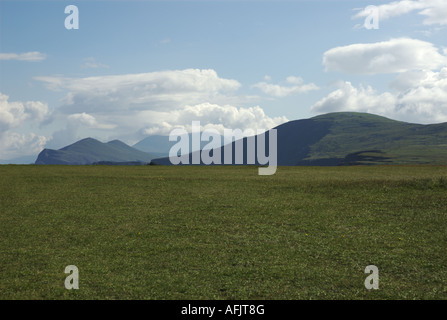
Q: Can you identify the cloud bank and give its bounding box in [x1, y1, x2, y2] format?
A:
[140, 103, 288, 136]
[0, 92, 49, 133]
[318, 37, 447, 123]
[36, 69, 242, 113]
[34, 69, 287, 143]
[252, 76, 319, 97]
[0, 93, 49, 158]
[312, 68, 447, 124]
[323, 38, 447, 74]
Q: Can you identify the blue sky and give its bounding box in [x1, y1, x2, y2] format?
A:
[1, 0, 446, 160]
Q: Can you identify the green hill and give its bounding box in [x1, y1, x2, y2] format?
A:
[306, 112, 447, 165]
[151, 112, 447, 166]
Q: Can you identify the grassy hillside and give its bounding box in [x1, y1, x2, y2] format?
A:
[151, 112, 447, 166]
[308, 112, 447, 164]
[1, 165, 446, 299]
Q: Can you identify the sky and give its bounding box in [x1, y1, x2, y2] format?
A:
[0, 0, 446, 161]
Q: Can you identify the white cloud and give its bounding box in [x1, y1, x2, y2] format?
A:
[39, 113, 116, 150]
[0, 92, 49, 133]
[353, 0, 447, 26]
[34, 69, 285, 142]
[418, 0, 447, 25]
[139, 102, 288, 135]
[311, 81, 396, 115]
[67, 112, 116, 129]
[353, 0, 425, 21]
[0, 51, 46, 61]
[323, 38, 447, 74]
[35, 69, 242, 113]
[0, 92, 50, 159]
[252, 76, 319, 97]
[311, 67, 447, 124]
[0, 132, 48, 159]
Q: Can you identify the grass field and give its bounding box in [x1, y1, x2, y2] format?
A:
[1, 165, 446, 300]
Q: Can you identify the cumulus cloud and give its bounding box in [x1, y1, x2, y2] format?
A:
[0, 92, 50, 159]
[35, 69, 242, 113]
[0, 92, 49, 134]
[353, 0, 447, 26]
[323, 38, 447, 75]
[0, 51, 46, 61]
[67, 112, 116, 129]
[418, 0, 447, 25]
[311, 81, 396, 115]
[34, 69, 285, 142]
[0, 132, 48, 159]
[311, 67, 447, 124]
[252, 76, 319, 97]
[140, 103, 288, 135]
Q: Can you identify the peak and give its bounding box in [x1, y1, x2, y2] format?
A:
[313, 112, 375, 118]
[67, 137, 102, 145]
[107, 139, 128, 146]
[59, 137, 103, 151]
[79, 137, 100, 142]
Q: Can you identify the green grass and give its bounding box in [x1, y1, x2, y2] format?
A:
[307, 112, 447, 164]
[1, 165, 447, 299]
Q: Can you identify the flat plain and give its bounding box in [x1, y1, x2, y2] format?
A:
[1, 165, 446, 299]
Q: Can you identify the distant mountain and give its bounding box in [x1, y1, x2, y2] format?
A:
[132, 135, 173, 156]
[35, 138, 155, 165]
[151, 112, 447, 166]
[133, 133, 227, 157]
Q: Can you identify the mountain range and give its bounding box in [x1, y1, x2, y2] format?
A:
[35, 138, 155, 165]
[29, 112, 447, 166]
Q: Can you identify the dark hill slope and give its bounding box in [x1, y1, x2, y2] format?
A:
[151, 112, 447, 166]
[35, 138, 155, 165]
